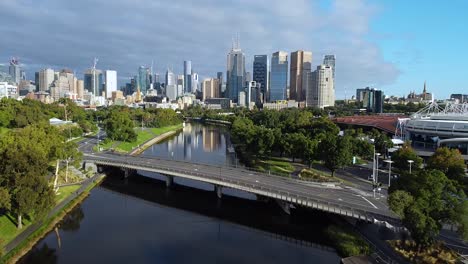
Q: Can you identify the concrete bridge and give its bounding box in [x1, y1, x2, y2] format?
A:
[83, 153, 399, 225]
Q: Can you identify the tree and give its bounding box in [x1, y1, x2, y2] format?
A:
[319, 135, 353, 176]
[427, 147, 467, 184]
[104, 110, 137, 142]
[388, 190, 414, 218]
[0, 187, 11, 211]
[391, 144, 422, 173]
[302, 138, 318, 168]
[389, 169, 467, 247]
[0, 125, 56, 228]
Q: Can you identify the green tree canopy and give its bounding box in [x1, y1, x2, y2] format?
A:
[104, 110, 137, 142]
[427, 147, 467, 184]
[391, 144, 423, 173]
[319, 135, 353, 176]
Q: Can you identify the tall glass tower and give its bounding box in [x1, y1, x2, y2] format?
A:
[253, 55, 268, 102]
[138, 66, 149, 95]
[323, 55, 336, 79]
[269, 51, 288, 102]
[226, 39, 245, 103]
[184, 61, 192, 93]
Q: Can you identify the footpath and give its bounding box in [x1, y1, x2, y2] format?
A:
[129, 126, 183, 156]
[3, 174, 104, 255]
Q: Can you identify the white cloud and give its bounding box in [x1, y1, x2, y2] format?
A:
[0, 0, 399, 97]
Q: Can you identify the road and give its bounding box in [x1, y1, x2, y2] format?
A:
[78, 130, 106, 153]
[84, 152, 398, 223]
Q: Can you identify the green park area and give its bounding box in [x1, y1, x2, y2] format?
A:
[98, 124, 182, 153]
[0, 184, 80, 247]
[253, 158, 295, 177]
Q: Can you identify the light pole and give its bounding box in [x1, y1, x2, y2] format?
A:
[384, 159, 394, 187]
[408, 160, 414, 174]
[375, 153, 381, 184]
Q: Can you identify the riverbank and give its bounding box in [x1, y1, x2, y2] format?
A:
[98, 124, 183, 153]
[0, 174, 105, 264]
[130, 124, 184, 156]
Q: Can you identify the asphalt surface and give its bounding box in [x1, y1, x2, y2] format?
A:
[84, 152, 397, 222]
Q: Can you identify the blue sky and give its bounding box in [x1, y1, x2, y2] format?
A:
[0, 0, 466, 99]
[371, 0, 468, 98]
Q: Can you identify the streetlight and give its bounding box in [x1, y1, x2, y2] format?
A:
[384, 159, 394, 187]
[408, 160, 414, 174]
[375, 153, 381, 184]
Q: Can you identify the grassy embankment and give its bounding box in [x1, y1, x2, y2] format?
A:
[253, 157, 295, 177]
[97, 124, 182, 153]
[0, 176, 104, 264]
[326, 225, 371, 257]
[0, 184, 80, 248]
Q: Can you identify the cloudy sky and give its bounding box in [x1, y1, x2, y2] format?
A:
[0, 0, 466, 99]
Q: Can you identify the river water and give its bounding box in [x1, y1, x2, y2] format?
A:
[19, 123, 340, 264]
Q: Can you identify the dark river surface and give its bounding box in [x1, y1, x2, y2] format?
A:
[19, 123, 341, 264]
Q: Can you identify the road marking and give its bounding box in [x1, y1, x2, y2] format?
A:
[360, 196, 378, 209]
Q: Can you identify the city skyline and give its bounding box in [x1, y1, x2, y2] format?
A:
[1, 0, 467, 99]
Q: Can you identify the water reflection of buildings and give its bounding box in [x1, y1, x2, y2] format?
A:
[202, 126, 222, 152]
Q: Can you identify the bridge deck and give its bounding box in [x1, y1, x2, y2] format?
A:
[84, 153, 399, 223]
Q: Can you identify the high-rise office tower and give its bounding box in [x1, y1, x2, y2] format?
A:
[84, 69, 104, 96]
[290, 50, 312, 101]
[34, 72, 39, 91]
[39, 68, 55, 92]
[226, 37, 246, 103]
[323, 55, 336, 79]
[50, 70, 75, 100]
[216, 72, 223, 96]
[192, 73, 199, 92]
[105, 70, 117, 98]
[165, 68, 177, 101]
[253, 55, 269, 103]
[76, 80, 84, 99]
[270, 51, 288, 101]
[184, 61, 192, 93]
[138, 66, 150, 95]
[8, 58, 21, 84]
[202, 78, 220, 101]
[307, 65, 334, 109]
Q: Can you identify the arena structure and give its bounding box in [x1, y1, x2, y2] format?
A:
[404, 102, 468, 157]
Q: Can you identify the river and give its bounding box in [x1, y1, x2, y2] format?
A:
[19, 123, 341, 263]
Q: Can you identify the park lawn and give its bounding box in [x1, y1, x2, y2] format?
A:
[116, 129, 154, 152]
[55, 185, 81, 204]
[0, 213, 33, 246]
[255, 158, 294, 177]
[149, 124, 183, 135]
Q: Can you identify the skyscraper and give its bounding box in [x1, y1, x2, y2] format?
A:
[104, 70, 117, 98]
[191, 73, 199, 92]
[323, 55, 336, 79]
[184, 61, 192, 93]
[165, 68, 177, 101]
[202, 78, 220, 101]
[138, 66, 150, 95]
[39, 68, 55, 92]
[290, 50, 312, 101]
[217, 72, 223, 96]
[253, 55, 269, 103]
[270, 51, 288, 102]
[306, 65, 334, 109]
[226, 38, 246, 103]
[9, 58, 21, 84]
[84, 69, 104, 96]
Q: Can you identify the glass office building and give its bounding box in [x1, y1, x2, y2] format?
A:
[269, 51, 288, 101]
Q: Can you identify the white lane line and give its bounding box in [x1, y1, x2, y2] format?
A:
[360, 195, 378, 209]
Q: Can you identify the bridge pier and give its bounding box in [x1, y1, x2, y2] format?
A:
[83, 162, 97, 173]
[275, 199, 291, 215]
[122, 168, 135, 178]
[214, 185, 222, 199]
[165, 175, 174, 187]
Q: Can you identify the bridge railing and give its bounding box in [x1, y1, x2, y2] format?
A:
[89, 157, 399, 223]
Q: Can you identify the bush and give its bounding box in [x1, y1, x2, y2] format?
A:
[326, 225, 371, 257]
